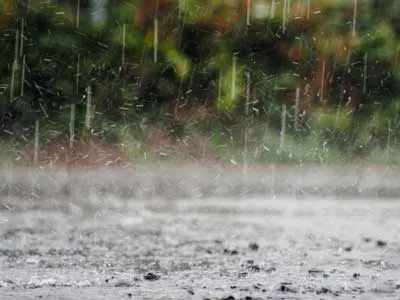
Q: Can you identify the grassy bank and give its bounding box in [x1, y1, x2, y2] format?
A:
[1, 106, 400, 169]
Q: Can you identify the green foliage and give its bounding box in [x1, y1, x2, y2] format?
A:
[1, 0, 400, 159]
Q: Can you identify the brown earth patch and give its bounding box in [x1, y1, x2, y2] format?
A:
[18, 135, 129, 169]
[18, 126, 218, 169]
[143, 126, 217, 163]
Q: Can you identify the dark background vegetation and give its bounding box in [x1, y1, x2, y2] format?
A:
[1, 0, 400, 165]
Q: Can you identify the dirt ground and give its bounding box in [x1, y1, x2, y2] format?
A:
[0, 167, 400, 299]
[16, 125, 218, 169]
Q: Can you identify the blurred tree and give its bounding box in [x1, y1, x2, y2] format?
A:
[0, 0, 399, 149]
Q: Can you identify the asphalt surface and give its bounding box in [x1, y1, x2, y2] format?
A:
[1, 166, 400, 299]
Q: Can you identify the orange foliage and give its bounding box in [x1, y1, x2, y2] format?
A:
[289, 45, 306, 61]
[136, 0, 157, 26]
[135, 0, 175, 27]
[212, 3, 239, 33]
[330, 34, 353, 62]
[237, 0, 251, 18]
[0, 0, 14, 28]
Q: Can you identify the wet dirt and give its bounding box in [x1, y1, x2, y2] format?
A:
[1, 167, 400, 299]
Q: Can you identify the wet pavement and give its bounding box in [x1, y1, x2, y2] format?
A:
[0, 167, 400, 299]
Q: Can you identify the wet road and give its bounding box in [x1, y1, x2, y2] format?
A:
[1, 194, 400, 299]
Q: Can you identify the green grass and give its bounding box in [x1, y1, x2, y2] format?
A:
[2, 109, 400, 168]
[205, 123, 344, 165]
[0, 138, 24, 167]
[203, 118, 400, 166]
